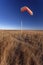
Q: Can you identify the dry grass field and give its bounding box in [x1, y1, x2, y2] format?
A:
[0, 30, 43, 65]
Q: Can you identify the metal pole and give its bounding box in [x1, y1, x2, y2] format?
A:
[21, 20, 22, 34]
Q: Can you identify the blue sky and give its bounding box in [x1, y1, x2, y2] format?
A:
[0, 0, 43, 30]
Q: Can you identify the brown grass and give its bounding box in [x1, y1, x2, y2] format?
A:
[0, 30, 43, 65]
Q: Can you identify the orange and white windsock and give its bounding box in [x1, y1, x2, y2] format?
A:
[21, 6, 33, 15]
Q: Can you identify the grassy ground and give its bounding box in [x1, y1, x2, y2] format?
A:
[0, 30, 43, 65]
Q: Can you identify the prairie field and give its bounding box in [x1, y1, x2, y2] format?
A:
[0, 30, 43, 65]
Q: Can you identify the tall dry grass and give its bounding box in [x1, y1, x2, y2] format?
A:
[0, 30, 43, 65]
